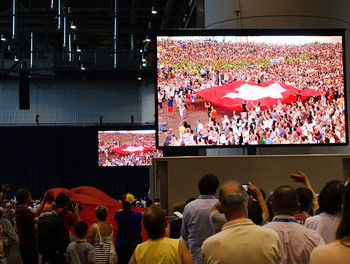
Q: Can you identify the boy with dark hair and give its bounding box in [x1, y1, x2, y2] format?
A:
[66, 221, 93, 264]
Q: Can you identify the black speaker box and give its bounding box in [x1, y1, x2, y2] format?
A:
[19, 69, 30, 110]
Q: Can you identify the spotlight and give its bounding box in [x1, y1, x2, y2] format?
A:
[70, 22, 76, 29]
[35, 115, 40, 124]
[145, 35, 150, 42]
[14, 55, 19, 61]
[1, 34, 6, 41]
[138, 77, 142, 80]
[76, 45, 81, 52]
[151, 7, 157, 14]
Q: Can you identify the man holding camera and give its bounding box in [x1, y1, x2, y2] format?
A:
[43, 192, 81, 264]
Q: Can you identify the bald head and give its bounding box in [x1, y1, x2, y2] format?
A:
[218, 181, 249, 220]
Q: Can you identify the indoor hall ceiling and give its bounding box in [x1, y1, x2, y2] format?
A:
[0, 0, 197, 76]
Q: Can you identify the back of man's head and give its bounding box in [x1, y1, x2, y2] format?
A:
[271, 186, 298, 215]
[218, 181, 248, 219]
[55, 192, 70, 208]
[198, 174, 219, 195]
[142, 205, 167, 240]
[296, 187, 313, 213]
[16, 188, 30, 205]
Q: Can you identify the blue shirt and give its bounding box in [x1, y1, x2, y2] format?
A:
[181, 195, 218, 264]
[114, 210, 142, 253]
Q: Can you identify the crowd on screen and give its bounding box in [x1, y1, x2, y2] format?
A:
[2, 169, 350, 264]
[98, 133, 162, 166]
[157, 39, 346, 146]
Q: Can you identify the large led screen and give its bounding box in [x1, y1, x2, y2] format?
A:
[156, 29, 347, 148]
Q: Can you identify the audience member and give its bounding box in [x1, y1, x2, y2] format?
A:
[290, 171, 319, 214]
[181, 174, 219, 264]
[264, 185, 324, 264]
[209, 181, 268, 233]
[310, 184, 350, 263]
[86, 206, 117, 264]
[202, 181, 280, 264]
[166, 202, 185, 239]
[0, 207, 18, 263]
[66, 221, 93, 264]
[304, 179, 344, 244]
[294, 187, 314, 224]
[48, 192, 81, 263]
[129, 205, 193, 264]
[15, 188, 48, 264]
[114, 193, 142, 264]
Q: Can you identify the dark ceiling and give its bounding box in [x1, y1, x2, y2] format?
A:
[0, 0, 197, 77]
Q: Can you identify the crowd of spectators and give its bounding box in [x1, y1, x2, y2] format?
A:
[0, 168, 350, 264]
[98, 132, 162, 166]
[158, 38, 346, 146]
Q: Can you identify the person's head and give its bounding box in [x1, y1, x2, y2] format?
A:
[318, 179, 344, 215]
[16, 188, 31, 205]
[198, 174, 219, 195]
[0, 207, 4, 218]
[55, 193, 70, 208]
[95, 205, 108, 221]
[122, 193, 135, 210]
[335, 184, 350, 242]
[172, 202, 185, 215]
[271, 186, 299, 216]
[296, 187, 314, 213]
[218, 181, 249, 220]
[142, 205, 167, 240]
[74, 221, 88, 239]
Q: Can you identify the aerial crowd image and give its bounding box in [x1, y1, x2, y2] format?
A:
[98, 130, 163, 166]
[157, 34, 346, 147]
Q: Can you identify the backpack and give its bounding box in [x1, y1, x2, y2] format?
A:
[37, 208, 68, 256]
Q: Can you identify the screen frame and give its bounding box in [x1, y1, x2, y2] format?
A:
[154, 28, 348, 150]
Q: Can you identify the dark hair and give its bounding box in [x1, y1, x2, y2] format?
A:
[271, 186, 299, 214]
[95, 206, 108, 221]
[248, 200, 263, 225]
[336, 184, 350, 244]
[198, 174, 219, 195]
[74, 221, 88, 239]
[142, 205, 166, 240]
[296, 187, 313, 213]
[16, 188, 30, 205]
[318, 180, 344, 215]
[55, 193, 70, 208]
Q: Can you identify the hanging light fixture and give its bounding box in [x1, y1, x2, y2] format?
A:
[76, 45, 81, 52]
[1, 34, 6, 41]
[151, 6, 157, 14]
[70, 21, 76, 29]
[14, 55, 19, 61]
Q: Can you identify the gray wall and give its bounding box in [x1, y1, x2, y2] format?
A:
[0, 78, 153, 125]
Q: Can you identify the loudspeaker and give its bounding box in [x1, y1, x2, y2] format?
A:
[19, 69, 30, 110]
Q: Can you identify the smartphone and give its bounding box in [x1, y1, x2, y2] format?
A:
[242, 184, 249, 192]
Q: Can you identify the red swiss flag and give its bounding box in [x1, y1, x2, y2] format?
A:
[197, 80, 323, 110]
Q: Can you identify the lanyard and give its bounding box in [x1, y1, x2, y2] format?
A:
[272, 218, 298, 223]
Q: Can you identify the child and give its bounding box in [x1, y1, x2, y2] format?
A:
[66, 221, 93, 264]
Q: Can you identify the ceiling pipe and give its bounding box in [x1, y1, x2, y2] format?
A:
[113, 0, 118, 69]
[30, 32, 34, 68]
[12, 0, 16, 39]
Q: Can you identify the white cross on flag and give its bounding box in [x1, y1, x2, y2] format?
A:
[197, 80, 323, 110]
